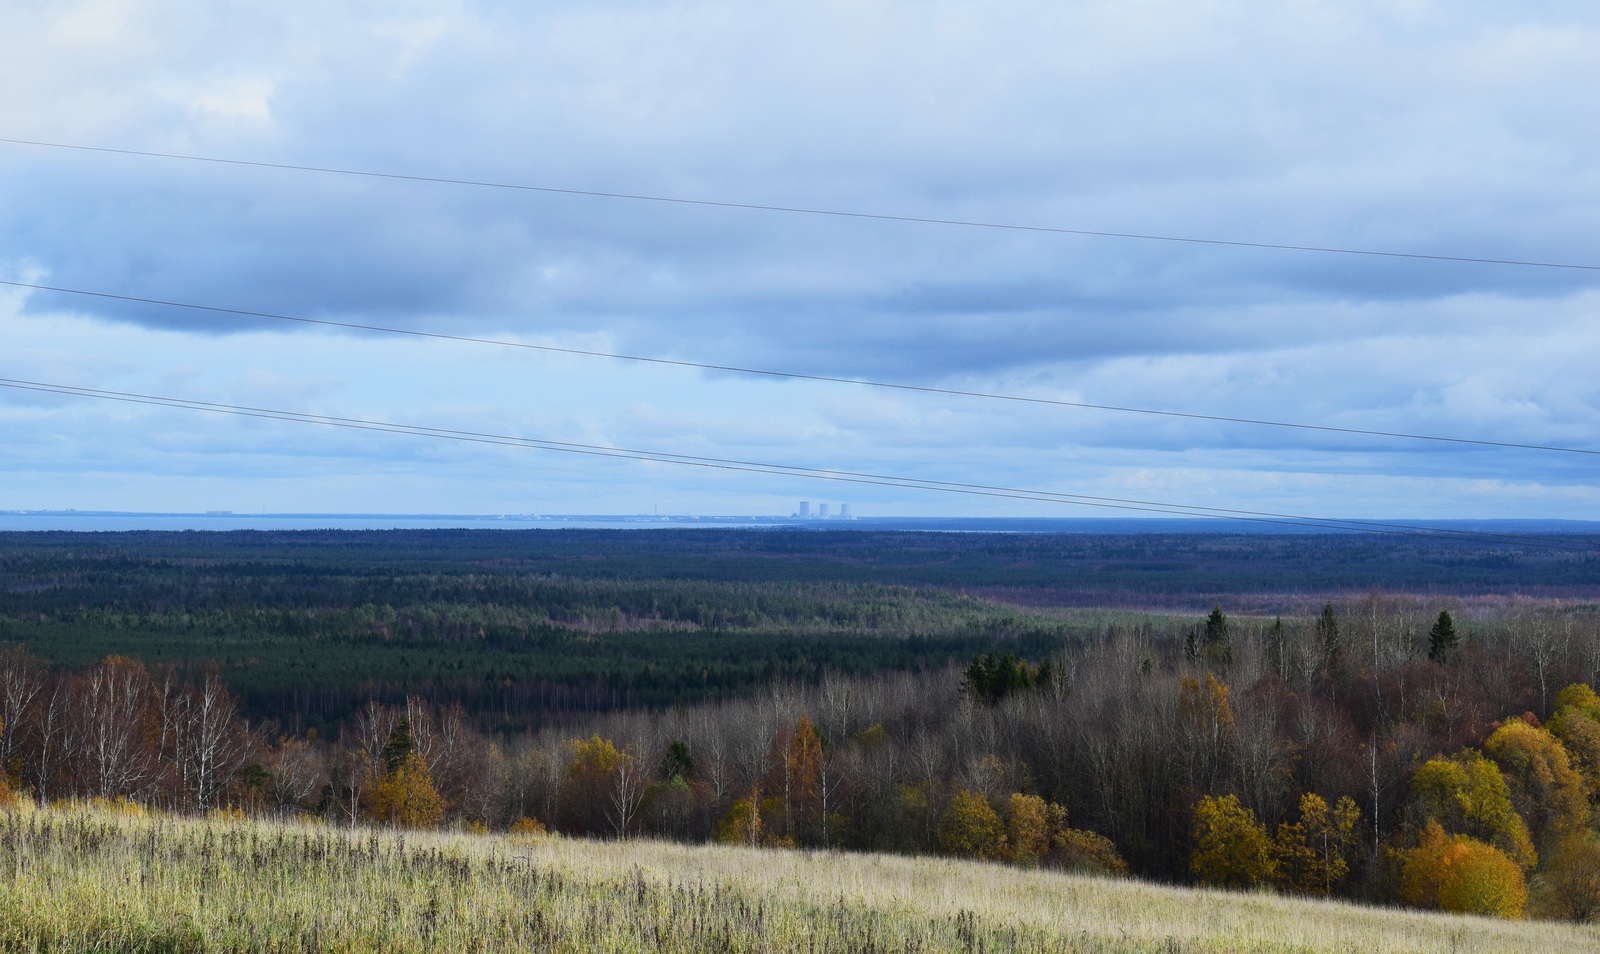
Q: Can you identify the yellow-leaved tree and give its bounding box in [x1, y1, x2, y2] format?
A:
[1540, 833, 1600, 923]
[1482, 718, 1588, 848]
[1546, 684, 1600, 807]
[1006, 793, 1053, 864]
[1191, 794, 1276, 888]
[1408, 752, 1536, 870]
[1273, 792, 1361, 896]
[366, 753, 445, 828]
[939, 790, 1008, 860]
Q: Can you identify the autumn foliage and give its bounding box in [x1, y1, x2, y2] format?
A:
[1400, 822, 1527, 919]
[366, 754, 445, 828]
[939, 790, 1008, 860]
[1190, 794, 1276, 888]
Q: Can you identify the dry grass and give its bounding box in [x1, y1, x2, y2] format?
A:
[0, 800, 1596, 953]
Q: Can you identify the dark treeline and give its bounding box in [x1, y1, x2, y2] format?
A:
[0, 576, 1069, 731]
[4, 526, 1599, 597]
[3, 594, 1599, 919]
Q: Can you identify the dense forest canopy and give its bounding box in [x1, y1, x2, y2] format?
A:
[2, 528, 1596, 728]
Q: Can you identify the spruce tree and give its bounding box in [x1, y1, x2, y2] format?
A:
[1316, 603, 1341, 667]
[1428, 611, 1458, 663]
[382, 716, 416, 774]
[1203, 605, 1233, 665]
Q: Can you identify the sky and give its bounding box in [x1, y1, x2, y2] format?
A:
[2, 1, 1598, 521]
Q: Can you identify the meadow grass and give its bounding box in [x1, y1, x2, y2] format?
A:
[1, 800, 1597, 953]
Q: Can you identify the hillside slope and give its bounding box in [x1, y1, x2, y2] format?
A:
[1, 802, 1595, 953]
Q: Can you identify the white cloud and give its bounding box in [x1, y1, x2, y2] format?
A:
[1, 1, 1597, 517]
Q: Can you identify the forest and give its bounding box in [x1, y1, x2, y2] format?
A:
[2, 528, 1600, 921]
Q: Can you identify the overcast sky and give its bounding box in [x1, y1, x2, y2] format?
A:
[2, 1, 1598, 520]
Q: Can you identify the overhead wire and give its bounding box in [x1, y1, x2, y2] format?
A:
[2, 137, 1598, 273]
[6, 278, 1597, 459]
[3, 376, 1596, 553]
[2, 138, 1594, 531]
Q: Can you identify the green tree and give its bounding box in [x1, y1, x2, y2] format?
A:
[380, 716, 416, 774]
[1191, 794, 1276, 888]
[962, 654, 1034, 705]
[1427, 611, 1458, 663]
[661, 739, 693, 782]
[1316, 603, 1341, 668]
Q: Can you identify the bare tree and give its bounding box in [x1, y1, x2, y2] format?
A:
[1231, 692, 1290, 827]
[266, 736, 326, 814]
[608, 747, 646, 838]
[0, 645, 43, 785]
[160, 674, 258, 812]
[71, 657, 158, 800]
[30, 678, 74, 802]
[1516, 609, 1566, 717]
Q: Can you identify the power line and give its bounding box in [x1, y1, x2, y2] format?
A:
[7, 278, 1598, 459]
[2, 376, 1595, 552]
[3, 137, 1598, 273]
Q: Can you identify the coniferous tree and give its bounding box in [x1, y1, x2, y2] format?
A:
[381, 717, 416, 774]
[1316, 604, 1341, 669]
[1427, 611, 1458, 663]
[1203, 606, 1232, 665]
[661, 740, 693, 782]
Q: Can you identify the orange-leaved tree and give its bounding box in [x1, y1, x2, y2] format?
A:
[1191, 793, 1275, 889]
[1400, 821, 1526, 919]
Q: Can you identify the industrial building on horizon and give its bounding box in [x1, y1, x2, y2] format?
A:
[793, 501, 853, 520]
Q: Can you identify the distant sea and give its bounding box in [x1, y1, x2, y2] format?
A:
[1, 512, 1597, 535]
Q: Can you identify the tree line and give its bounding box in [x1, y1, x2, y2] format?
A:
[3, 595, 1600, 920]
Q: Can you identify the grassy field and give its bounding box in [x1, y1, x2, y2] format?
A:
[1, 801, 1597, 953]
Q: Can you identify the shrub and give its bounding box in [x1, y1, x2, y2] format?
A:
[1053, 828, 1129, 877]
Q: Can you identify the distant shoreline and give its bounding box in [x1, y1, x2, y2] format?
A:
[1, 511, 1597, 534]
